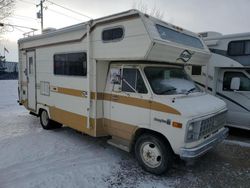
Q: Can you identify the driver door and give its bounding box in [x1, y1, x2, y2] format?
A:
[109, 65, 151, 140]
[218, 70, 250, 128]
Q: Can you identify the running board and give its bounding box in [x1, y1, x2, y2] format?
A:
[107, 137, 131, 152]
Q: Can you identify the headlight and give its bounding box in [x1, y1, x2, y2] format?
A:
[188, 123, 194, 131]
[186, 121, 201, 142]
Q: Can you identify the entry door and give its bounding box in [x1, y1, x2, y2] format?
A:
[110, 66, 151, 138]
[27, 51, 36, 111]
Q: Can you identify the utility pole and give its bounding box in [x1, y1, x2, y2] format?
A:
[37, 0, 45, 32]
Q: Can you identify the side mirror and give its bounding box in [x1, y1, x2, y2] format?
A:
[230, 77, 240, 91]
[111, 74, 121, 85]
[110, 71, 121, 92]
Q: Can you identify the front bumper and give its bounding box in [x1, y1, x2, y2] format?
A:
[180, 128, 229, 160]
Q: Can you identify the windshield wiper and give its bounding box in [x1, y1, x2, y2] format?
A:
[159, 88, 176, 94]
[186, 87, 196, 95]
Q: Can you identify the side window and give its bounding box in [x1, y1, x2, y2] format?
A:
[28, 57, 33, 74]
[54, 52, 87, 76]
[102, 27, 124, 42]
[245, 41, 250, 54]
[228, 41, 244, 56]
[191, 66, 202, 75]
[223, 72, 250, 91]
[228, 40, 250, 56]
[122, 68, 147, 94]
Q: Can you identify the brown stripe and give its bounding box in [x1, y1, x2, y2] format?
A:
[48, 105, 138, 140]
[110, 94, 151, 109]
[90, 92, 96, 100]
[50, 87, 181, 115]
[56, 87, 85, 98]
[21, 13, 140, 51]
[103, 118, 138, 141]
[40, 84, 180, 115]
[95, 118, 108, 136]
[96, 92, 105, 100]
[48, 106, 137, 140]
[151, 101, 181, 115]
[49, 106, 95, 136]
[53, 87, 98, 100]
[101, 93, 181, 115]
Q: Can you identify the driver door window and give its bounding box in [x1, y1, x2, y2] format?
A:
[223, 71, 250, 91]
[122, 68, 147, 94]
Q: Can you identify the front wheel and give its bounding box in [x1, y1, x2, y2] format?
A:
[134, 134, 173, 175]
[40, 110, 62, 130]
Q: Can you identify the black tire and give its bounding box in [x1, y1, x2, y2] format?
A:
[134, 134, 173, 175]
[40, 110, 62, 130]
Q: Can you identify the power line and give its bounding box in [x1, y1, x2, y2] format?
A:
[14, 14, 37, 20]
[18, 0, 36, 6]
[0, 22, 37, 31]
[14, 26, 26, 33]
[46, 7, 83, 22]
[46, 0, 92, 19]
[10, 16, 38, 22]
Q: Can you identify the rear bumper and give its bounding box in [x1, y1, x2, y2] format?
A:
[180, 128, 229, 160]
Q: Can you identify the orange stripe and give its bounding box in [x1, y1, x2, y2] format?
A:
[100, 93, 181, 115]
[151, 101, 181, 115]
[48, 106, 137, 139]
[49, 106, 95, 136]
[45, 86, 181, 115]
[56, 87, 85, 98]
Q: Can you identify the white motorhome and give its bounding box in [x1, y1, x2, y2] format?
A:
[187, 31, 250, 130]
[18, 10, 228, 174]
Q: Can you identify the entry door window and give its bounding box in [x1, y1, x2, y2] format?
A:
[223, 71, 250, 91]
[122, 68, 147, 93]
[29, 57, 33, 75]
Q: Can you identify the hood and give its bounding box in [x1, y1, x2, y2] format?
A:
[158, 93, 227, 119]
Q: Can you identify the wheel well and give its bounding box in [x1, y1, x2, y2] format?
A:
[38, 108, 45, 116]
[132, 128, 173, 153]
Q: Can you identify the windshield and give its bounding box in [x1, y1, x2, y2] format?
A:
[144, 66, 201, 95]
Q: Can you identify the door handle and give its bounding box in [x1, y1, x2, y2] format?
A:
[112, 95, 119, 101]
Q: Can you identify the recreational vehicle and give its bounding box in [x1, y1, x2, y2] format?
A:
[187, 32, 250, 130]
[18, 10, 228, 174]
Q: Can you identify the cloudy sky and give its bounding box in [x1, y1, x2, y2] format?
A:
[1, 0, 250, 61]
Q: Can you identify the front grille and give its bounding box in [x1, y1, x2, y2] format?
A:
[198, 112, 226, 139]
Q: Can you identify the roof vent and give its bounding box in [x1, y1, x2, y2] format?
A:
[42, 27, 57, 34]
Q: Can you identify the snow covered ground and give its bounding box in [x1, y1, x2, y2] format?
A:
[0, 80, 249, 188]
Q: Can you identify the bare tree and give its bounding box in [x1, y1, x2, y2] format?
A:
[132, 0, 164, 20]
[0, 0, 16, 34]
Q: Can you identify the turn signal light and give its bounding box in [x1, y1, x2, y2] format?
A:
[172, 121, 182, 128]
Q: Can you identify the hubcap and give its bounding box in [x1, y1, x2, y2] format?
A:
[41, 111, 49, 126]
[140, 142, 162, 168]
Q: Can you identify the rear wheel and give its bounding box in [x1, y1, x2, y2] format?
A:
[40, 110, 62, 130]
[135, 134, 173, 175]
